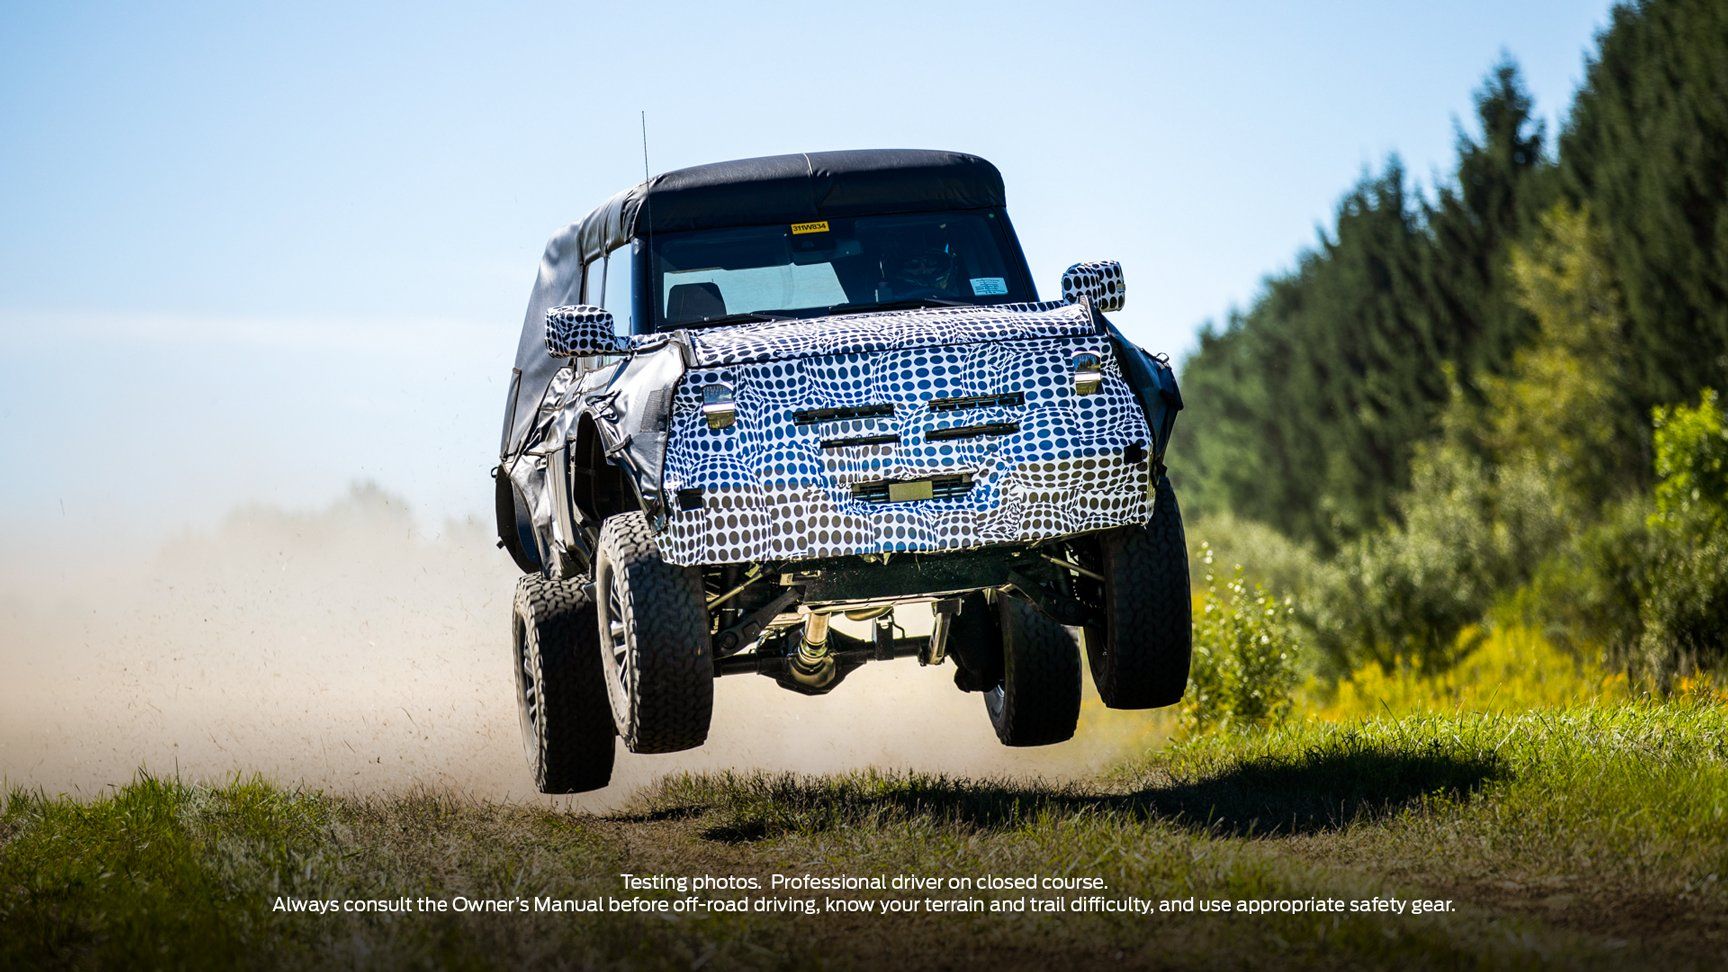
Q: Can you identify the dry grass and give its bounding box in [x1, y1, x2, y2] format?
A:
[7, 700, 1728, 970]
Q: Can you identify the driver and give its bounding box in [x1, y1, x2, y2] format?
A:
[879, 241, 959, 300]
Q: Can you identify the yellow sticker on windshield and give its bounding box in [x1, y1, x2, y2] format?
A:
[790, 221, 830, 235]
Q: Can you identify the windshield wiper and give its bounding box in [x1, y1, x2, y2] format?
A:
[682, 311, 793, 328]
[819, 297, 970, 315]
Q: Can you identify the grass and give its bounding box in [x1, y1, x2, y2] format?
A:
[1311, 625, 1637, 719]
[7, 699, 1728, 969]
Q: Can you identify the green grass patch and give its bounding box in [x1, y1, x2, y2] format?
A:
[6, 703, 1727, 969]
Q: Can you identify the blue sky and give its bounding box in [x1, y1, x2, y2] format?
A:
[0, 0, 1615, 543]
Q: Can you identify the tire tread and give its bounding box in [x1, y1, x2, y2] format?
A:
[596, 513, 713, 754]
[986, 597, 1081, 746]
[513, 575, 614, 793]
[1088, 475, 1192, 709]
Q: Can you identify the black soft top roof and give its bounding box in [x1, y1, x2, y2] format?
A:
[503, 149, 1007, 456]
[572, 148, 1005, 265]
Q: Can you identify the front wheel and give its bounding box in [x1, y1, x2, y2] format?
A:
[512, 575, 615, 793]
[1084, 475, 1192, 709]
[953, 595, 1081, 747]
[594, 512, 713, 754]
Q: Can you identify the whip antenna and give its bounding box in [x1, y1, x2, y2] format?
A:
[640, 110, 652, 327]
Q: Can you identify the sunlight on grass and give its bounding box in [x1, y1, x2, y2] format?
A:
[1311, 625, 1728, 722]
[1313, 625, 1623, 719]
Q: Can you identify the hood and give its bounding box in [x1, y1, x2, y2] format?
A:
[678, 299, 1099, 368]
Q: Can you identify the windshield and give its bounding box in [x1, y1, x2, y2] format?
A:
[647, 210, 1033, 329]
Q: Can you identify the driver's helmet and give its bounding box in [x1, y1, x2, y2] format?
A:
[882, 243, 957, 295]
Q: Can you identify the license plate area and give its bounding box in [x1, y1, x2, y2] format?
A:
[852, 474, 975, 504]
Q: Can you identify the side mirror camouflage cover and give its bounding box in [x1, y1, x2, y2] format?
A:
[1060, 260, 1126, 312]
[545, 305, 626, 357]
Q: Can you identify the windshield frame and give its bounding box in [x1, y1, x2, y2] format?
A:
[633, 207, 1038, 333]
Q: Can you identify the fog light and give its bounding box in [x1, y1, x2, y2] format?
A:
[1072, 351, 1103, 395]
[701, 383, 736, 429]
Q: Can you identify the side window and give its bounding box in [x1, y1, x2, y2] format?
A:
[582, 257, 606, 306]
[602, 243, 635, 335]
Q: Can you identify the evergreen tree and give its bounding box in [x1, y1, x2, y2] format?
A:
[1424, 59, 1555, 383]
[1490, 203, 1642, 511]
[1178, 0, 1728, 679]
[1306, 162, 1435, 540]
[1183, 278, 1319, 538]
[1183, 59, 1560, 550]
[1183, 3, 1725, 553]
[1563, 0, 1728, 422]
[1184, 162, 1433, 549]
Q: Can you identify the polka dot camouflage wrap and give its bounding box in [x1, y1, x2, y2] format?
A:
[683, 300, 1097, 368]
[1059, 261, 1126, 313]
[658, 302, 1154, 566]
[545, 305, 622, 357]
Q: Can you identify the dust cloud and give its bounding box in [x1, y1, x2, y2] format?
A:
[0, 484, 1167, 808]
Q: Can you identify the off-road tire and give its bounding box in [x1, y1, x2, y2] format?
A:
[1086, 475, 1192, 709]
[512, 575, 615, 793]
[947, 592, 1004, 693]
[594, 512, 713, 754]
[982, 596, 1082, 747]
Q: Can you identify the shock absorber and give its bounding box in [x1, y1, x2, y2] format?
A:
[790, 611, 836, 689]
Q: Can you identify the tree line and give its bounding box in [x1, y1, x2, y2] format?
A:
[1178, 0, 1728, 678]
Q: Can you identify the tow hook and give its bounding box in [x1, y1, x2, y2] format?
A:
[789, 612, 836, 690]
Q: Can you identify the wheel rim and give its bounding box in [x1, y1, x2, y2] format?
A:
[513, 618, 540, 761]
[985, 609, 1009, 723]
[984, 598, 1016, 729]
[606, 572, 631, 697]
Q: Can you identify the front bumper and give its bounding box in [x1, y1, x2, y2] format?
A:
[657, 335, 1155, 567]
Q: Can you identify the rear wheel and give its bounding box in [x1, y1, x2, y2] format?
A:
[962, 595, 1081, 747]
[512, 575, 615, 793]
[1085, 475, 1192, 709]
[594, 512, 713, 754]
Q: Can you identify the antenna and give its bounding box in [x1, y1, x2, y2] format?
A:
[640, 110, 652, 329]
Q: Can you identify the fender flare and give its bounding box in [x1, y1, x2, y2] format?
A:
[493, 464, 543, 574]
[1104, 319, 1182, 460]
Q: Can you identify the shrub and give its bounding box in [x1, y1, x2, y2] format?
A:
[1184, 544, 1302, 732]
[1316, 440, 1499, 673]
[1305, 432, 1572, 676]
[1316, 625, 1628, 721]
[1185, 512, 1325, 605]
[1517, 495, 1653, 666]
[1520, 389, 1728, 683]
[1650, 389, 1728, 527]
[1638, 390, 1728, 679]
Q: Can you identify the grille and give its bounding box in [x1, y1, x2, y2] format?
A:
[820, 433, 900, 449]
[926, 421, 1020, 441]
[794, 404, 895, 424]
[927, 391, 1025, 412]
[851, 474, 976, 504]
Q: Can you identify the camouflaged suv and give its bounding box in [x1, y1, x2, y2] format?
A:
[495, 149, 1188, 792]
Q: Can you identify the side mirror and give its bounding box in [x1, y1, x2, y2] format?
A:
[545, 305, 627, 357]
[1059, 260, 1126, 312]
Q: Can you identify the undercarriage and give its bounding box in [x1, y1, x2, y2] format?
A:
[699, 540, 1105, 696]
